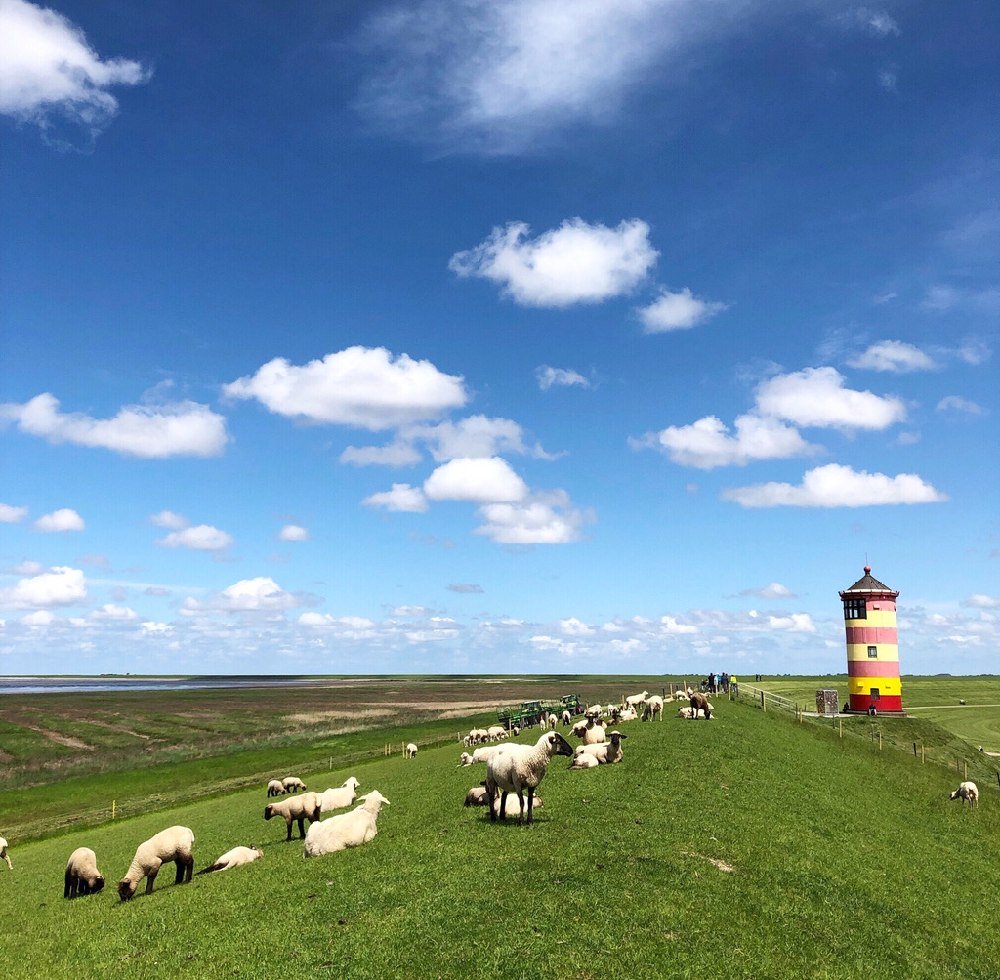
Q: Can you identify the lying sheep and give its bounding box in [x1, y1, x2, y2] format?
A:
[573, 730, 627, 765]
[304, 790, 391, 858]
[619, 706, 638, 722]
[405, 742, 418, 759]
[677, 706, 710, 719]
[267, 779, 285, 797]
[117, 826, 194, 901]
[197, 845, 263, 874]
[485, 731, 574, 825]
[571, 720, 589, 739]
[568, 752, 599, 769]
[264, 792, 323, 841]
[318, 777, 361, 814]
[689, 692, 713, 719]
[949, 781, 979, 808]
[582, 718, 607, 745]
[463, 784, 546, 815]
[64, 847, 104, 898]
[0, 837, 11, 871]
[282, 776, 307, 793]
[464, 786, 489, 807]
[642, 696, 664, 721]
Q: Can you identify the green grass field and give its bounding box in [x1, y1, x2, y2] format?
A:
[1, 682, 998, 978]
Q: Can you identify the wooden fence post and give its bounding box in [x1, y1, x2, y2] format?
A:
[878, 732, 882, 751]
[839, 718, 843, 739]
[761, 691, 766, 712]
[964, 761, 968, 780]
[112, 800, 116, 820]
[912, 742, 917, 758]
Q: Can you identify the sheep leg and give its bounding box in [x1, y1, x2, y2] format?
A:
[64, 871, 74, 899]
[524, 789, 534, 826]
[499, 791, 509, 821]
[145, 870, 157, 895]
[285, 818, 294, 842]
[296, 816, 307, 839]
[486, 779, 498, 822]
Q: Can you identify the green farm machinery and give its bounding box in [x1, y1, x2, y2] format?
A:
[497, 694, 584, 729]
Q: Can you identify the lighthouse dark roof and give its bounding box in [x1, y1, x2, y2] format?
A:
[840, 566, 898, 596]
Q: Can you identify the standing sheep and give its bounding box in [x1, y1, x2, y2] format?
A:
[318, 777, 361, 814]
[304, 791, 391, 858]
[547, 713, 558, 730]
[198, 845, 263, 874]
[264, 792, 323, 841]
[485, 731, 574, 825]
[642, 696, 664, 721]
[117, 826, 195, 901]
[282, 776, 307, 793]
[405, 742, 418, 759]
[64, 847, 104, 898]
[949, 781, 979, 807]
[689, 692, 713, 720]
[266, 779, 285, 797]
[561, 709, 572, 726]
[0, 837, 11, 871]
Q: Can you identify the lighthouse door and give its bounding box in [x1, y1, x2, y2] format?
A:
[870, 687, 880, 700]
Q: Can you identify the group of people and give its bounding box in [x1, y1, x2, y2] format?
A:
[702, 672, 735, 695]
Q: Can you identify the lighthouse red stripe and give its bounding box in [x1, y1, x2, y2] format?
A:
[849, 694, 903, 712]
[848, 661, 900, 678]
[846, 626, 898, 644]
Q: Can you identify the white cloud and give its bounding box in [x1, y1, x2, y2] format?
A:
[536, 366, 590, 390]
[560, 617, 594, 636]
[340, 441, 423, 467]
[848, 340, 936, 373]
[0, 503, 27, 523]
[741, 582, 797, 599]
[0, 0, 149, 142]
[754, 367, 906, 430]
[660, 615, 697, 635]
[224, 346, 467, 431]
[922, 284, 959, 311]
[158, 524, 233, 551]
[447, 583, 484, 594]
[955, 340, 991, 366]
[637, 287, 727, 333]
[449, 218, 657, 307]
[1, 565, 86, 608]
[299, 612, 377, 638]
[34, 508, 84, 532]
[21, 609, 54, 627]
[937, 396, 984, 416]
[90, 603, 138, 622]
[767, 613, 816, 632]
[475, 489, 589, 544]
[184, 577, 297, 615]
[963, 594, 999, 609]
[877, 67, 897, 92]
[1, 393, 228, 458]
[149, 510, 189, 530]
[140, 621, 173, 634]
[9, 560, 43, 575]
[279, 524, 309, 542]
[722, 463, 947, 508]
[635, 413, 816, 469]
[843, 8, 900, 37]
[362, 483, 428, 513]
[424, 457, 528, 503]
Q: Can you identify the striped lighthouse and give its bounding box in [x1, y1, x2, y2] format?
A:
[840, 566, 903, 713]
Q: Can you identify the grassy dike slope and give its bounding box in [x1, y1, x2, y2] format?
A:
[2, 700, 997, 979]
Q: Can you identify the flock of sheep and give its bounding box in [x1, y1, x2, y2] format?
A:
[0, 688, 985, 902]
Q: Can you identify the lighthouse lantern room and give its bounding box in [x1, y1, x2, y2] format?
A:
[839, 566, 903, 714]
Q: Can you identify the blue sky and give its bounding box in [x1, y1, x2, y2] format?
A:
[1, 0, 997, 677]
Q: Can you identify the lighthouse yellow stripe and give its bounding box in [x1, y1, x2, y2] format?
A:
[844, 609, 897, 627]
[847, 644, 899, 662]
[848, 677, 902, 697]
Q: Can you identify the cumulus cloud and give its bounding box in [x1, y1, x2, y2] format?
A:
[767, 613, 816, 632]
[279, 524, 309, 542]
[149, 510, 189, 529]
[424, 457, 528, 503]
[475, 489, 590, 544]
[224, 346, 467, 431]
[660, 615, 697, 635]
[722, 463, 947, 508]
[90, 603, 138, 622]
[34, 508, 84, 532]
[158, 524, 233, 551]
[740, 582, 797, 599]
[447, 583, 484, 594]
[140, 621, 173, 634]
[633, 413, 817, 469]
[184, 577, 299, 614]
[848, 340, 936, 373]
[1, 393, 228, 458]
[0, 0, 149, 144]
[449, 218, 657, 307]
[0, 503, 27, 523]
[0, 565, 86, 608]
[937, 396, 984, 416]
[362, 483, 428, 513]
[21, 609, 54, 627]
[299, 613, 377, 638]
[536, 366, 590, 390]
[963, 594, 999, 609]
[637, 287, 728, 333]
[560, 617, 595, 636]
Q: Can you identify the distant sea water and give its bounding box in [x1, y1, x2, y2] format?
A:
[0, 676, 324, 696]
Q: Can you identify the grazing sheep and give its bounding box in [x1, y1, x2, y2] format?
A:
[282, 776, 307, 793]
[304, 791, 391, 858]
[267, 779, 285, 797]
[561, 709, 572, 726]
[405, 742, 418, 759]
[587, 704, 604, 719]
[463, 744, 499, 765]
[486, 725, 507, 742]
[264, 792, 323, 841]
[642, 696, 664, 722]
[64, 847, 104, 898]
[469, 728, 489, 744]
[198, 845, 263, 874]
[318, 777, 361, 814]
[485, 731, 574, 825]
[117, 826, 194, 901]
[949, 781, 979, 808]
[0, 837, 11, 871]
[689, 692, 713, 719]
[573, 730, 628, 765]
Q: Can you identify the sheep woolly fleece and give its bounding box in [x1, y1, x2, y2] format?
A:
[64, 846, 104, 897]
[486, 730, 573, 824]
[117, 826, 195, 900]
[304, 790, 391, 858]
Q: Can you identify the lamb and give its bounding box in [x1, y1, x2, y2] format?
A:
[485, 730, 574, 824]
[464, 786, 489, 807]
[548, 713, 558, 730]
[461, 744, 499, 765]
[197, 845, 263, 874]
[0, 837, 11, 871]
[561, 709, 572, 726]
[117, 826, 194, 901]
[464, 785, 545, 814]
[677, 706, 709, 719]
[642, 696, 664, 721]
[405, 742, 418, 759]
[568, 752, 599, 769]
[267, 779, 285, 797]
[64, 847, 104, 898]
[303, 790, 391, 858]
[624, 690, 650, 711]
[949, 781, 979, 808]
[264, 791, 323, 841]
[573, 730, 627, 765]
[282, 776, 307, 793]
[492, 791, 544, 818]
[318, 777, 361, 814]
[689, 692, 713, 719]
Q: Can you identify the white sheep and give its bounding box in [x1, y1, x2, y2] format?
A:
[587, 704, 604, 719]
[677, 706, 710, 719]
[264, 791, 323, 840]
[485, 730, 574, 824]
[318, 777, 361, 814]
[64, 847, 104, 897]
[642, 696, 664, 721]
[571, 720, 589, 739]
[546, 713, 556, 730]
[624, 690, 650, 711]
[117, 826, 194, 901]
[463, 784, 546, 815]
[464, 786, 489, 807]
[198, 845, 263, 874]
[949, 781, 979, 807]
[486, 725, 507, 742]
[466, 745, 499, 765]
[492, 791, 544, 818]
[303, 790, 391, 858]
[573, 730, 628, 765]
[0, 837, 11, 871]
[266, 779, 285, 797]
[582, 718, 607, 745]
[405, 742, 418, 759]
[561, 709, 572, 726]
[568, 752, 599, 769]
[282, 776, 307, 793]
[619, 706, 638, 722]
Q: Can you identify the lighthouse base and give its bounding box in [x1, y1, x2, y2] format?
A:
[847, 693, 903, 714]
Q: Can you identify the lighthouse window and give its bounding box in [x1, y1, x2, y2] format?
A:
[843, 598, 867, 620]
[867, 646, 878, 658]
